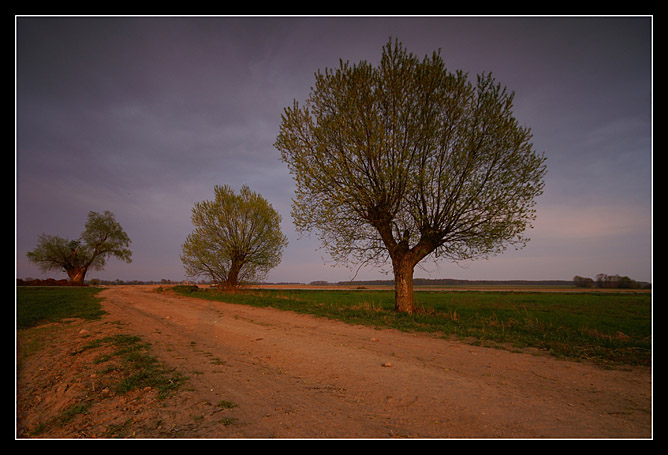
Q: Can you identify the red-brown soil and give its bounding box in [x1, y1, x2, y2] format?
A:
[16, 278, 87, 287]
[16, 285, 652, 439]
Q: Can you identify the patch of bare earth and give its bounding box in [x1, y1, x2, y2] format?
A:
[17, 285, 652, 439]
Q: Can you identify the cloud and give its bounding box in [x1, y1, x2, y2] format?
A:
[534, 203, 650, 241]
[16, 16, 652, 283]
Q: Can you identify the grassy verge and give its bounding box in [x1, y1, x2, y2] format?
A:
[16, 288, 188, 396]
[16, 286, 107, 329]
[172, 286, 652, 367]
[78, 333, 188, 399]
[16, 286, 188, 437]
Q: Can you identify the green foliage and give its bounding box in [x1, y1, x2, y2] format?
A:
[26, 210, 132, 282]
[180, 185, 288, 288]
[275, 38, 547, 312]
[79, 210, 132, 265]
[176, 287, 651, 366]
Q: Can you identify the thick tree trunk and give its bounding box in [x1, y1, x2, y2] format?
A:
[225, 260, 243, 290]
[393, 255, 416, 313]
[66, 266, 87, 284]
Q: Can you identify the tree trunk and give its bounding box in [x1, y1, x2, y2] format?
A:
[67, 266, 87, 284]
[225, 260, 243, 290]
[393, 255, 416, 313]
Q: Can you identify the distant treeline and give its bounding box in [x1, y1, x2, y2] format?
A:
[573, 274, 650, 289]
[334, 278, 574, 287]
[17, 278, 193, 286]
[20, 276, 650, 289]
[330, 277, 651, 289]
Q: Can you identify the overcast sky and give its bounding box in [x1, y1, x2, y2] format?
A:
[15, 16, 652, 283]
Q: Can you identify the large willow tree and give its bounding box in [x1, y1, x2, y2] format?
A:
[181, 185, 288, 289]
[276, 39, 546, 313]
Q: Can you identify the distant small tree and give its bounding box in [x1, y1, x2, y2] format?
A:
[180, 185, 288, 289]
[616, 275, 640, 289]
[26, 210, 132, 284]
[573, 275, 594, 288]
[594, 273, 640, 289]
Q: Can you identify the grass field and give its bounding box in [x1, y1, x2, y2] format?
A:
[16, 286, 106, 330]
[172, 286, 652, 367]
[15, 286, 652, 367]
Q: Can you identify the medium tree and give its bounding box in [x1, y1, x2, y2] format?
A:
[573, 275, 594, 288]
[26, 210, 132, 284]
[276, 38, 547, 313]
[180, 185, 288, 289]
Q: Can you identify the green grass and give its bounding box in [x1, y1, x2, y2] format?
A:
[17, 285, 189, 437]
[16, 286, 106, 329]
[173, 286, 652, 366]
[80, 333, 188, 399]
[16, 286, 188, 399]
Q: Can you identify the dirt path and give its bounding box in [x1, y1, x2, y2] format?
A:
[18, 285, 652, 438]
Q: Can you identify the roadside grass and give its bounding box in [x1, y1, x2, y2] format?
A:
[17, 286, 188, 437]
[16, 286, 109, 366]
[16, 286, 107, 329]
[173, 286, 652, 367]
[78, 333, 188, 399]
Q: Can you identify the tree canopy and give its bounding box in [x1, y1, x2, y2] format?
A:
[276, 38, 547, 313]
[26, 210, 132, 283]
[180, 185, 288, 288]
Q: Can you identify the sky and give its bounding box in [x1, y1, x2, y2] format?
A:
[15, 15, 653, 284]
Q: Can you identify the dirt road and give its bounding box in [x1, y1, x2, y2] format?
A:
[18, 285, 652, 438]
